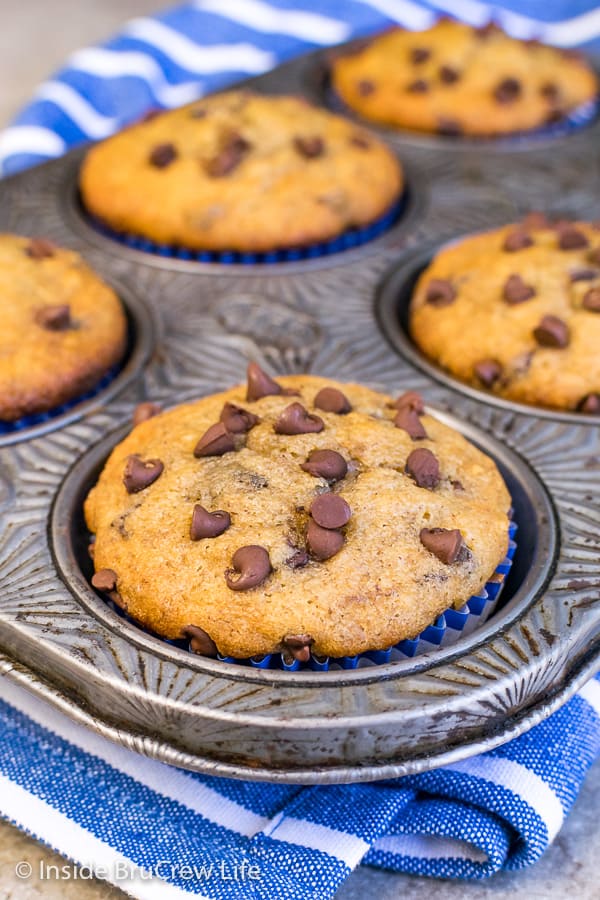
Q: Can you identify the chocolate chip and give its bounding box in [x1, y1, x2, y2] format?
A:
[420, 528, 465, 564]
[294, 136, 325, 159]
[194, 422, 236, 457]
[246, 362, 282, 401]
[301, 449, 347, 482]
[357, 79, 375, 96]
[503, 273, 536, 304]
[494, 77, 521, 104]
[281, 634, 313, 663]
[190, 505, 231, 540]
[132, 402, 161, 426]
[578, 393, 600, 413]
[503, 229, 533, 252]
[225, 545, 271, 591]
[570, 269, 597, 282]
[540, 82, 560, 102]
[286, 548, 309, 569]
[123, 456, 164, 493]
[219, 402, 260, 434]
[425, 279, 456, 307]
[306, 519, 344, 560]
[34, 304, 71, 330]
[405, 448, 440, 489]
[148, 142, 177, 168]
[583, 288, 600, 312]
[533, 315, 570, 348]
[393, 390, 425, 414]
[349, 133, 370, 149]
[274, 403, 324, 435]
[558, 227, 589, 250]
[474, 359, 503, 387]
[588, 247, 600, 266]
[204, 133, 250, 177]
[411, 47, 430, 64]
[394, 406, 427, 440]
[407, 79, 428, 93]
[26, 238, 56, 259]
[437, 117, 463, 136]
[313, 387, 352, 414]
[182, 625, 218, 657]
[439, 65, 460, 84]
[91, 568, 118, 592]
[310, 493, 351, 529]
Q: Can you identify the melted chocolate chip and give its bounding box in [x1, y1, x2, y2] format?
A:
[190, 505, 231, 540]
[274, 403, 324, 435]
[313, 387, 352, 414]
[132, 402, 161, 426]
[148, 142, 177, 168]
[503, 229, 533, 252]
[26, 238, 56, 259]
[494, 77, 521, 104]
[425, 279, 456, 307]
[411, 47, 430, 64]
[357, 79, 375, 96]
[558, 227, 589, 250]
[306, 519, 344, 560]
[407, 79, 429, 93]
[503, 273, 536, 304]
[540, 82, 560, 102]
[91, 568, 118, 592]
[570, 269, 598, 282]
[301, 449, 348, 482]
[439, 65, 460, 84]
[394, 406, 427, 440]
[310, 493, 351, 529]
[182, 625, 218, 657]
[225, 545, 271, 591]
[219, 402, 260, 434]
[281, 634, 313, 663]
[194, 423, 236, 457]
[294, 135, 325, 159]
[204, 133, 251, 177]
[349, 133, 370, 150]
[533, 315, 570, 348]
[286, 548, 309, 569]
[474, 359, 503, 387]
[123, 456, 164, 493]
[578, 393, 600, 413]
[405, 448, 440, 489]
[34, 304, 71, 331]
[393, 390, 425, 413]
[246, 362, 282, 401]
[437, 117, 463, 136]
[583, 288, 600, 312]
[420, 528, 465, 564]
[588, 247, 600, 266]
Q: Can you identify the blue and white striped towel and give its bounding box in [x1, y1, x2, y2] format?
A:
[1, 1, 600, 896]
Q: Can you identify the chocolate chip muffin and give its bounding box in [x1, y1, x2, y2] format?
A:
[331, 20, 598, 137]
[85, 365, 510, 661]
[0, 234, 127, 421]
[410, 217, 600, 412]
[79, 90, 403, 253]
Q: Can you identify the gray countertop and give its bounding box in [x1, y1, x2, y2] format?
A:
[0, 3, 598, 898]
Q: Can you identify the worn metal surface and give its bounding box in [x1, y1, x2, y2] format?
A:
[0, 46, 598, 783]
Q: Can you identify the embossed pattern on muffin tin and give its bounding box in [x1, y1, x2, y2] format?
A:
[0, 44, 599, 783]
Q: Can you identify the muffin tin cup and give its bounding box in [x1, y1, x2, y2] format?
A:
[0, 40, 599, 782]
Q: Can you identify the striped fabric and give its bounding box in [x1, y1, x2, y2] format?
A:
[1, 1, 600, 895]
[1, 0, 600, 175]
[1, 673, 599, 896]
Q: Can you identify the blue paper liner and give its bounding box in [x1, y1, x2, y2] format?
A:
[96, 520, 517, 672]
[0, 363, 122, 435]
[83, 195, 405, 264]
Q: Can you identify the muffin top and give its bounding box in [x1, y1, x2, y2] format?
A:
[331, 20, 598, 137]
[410, 216, 600, 412]
[85, 367, 510, 660]
[79, 90, 403, 253]
[0, 234, 127, 421]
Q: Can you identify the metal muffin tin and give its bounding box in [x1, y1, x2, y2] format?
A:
[0, 44, 599, 784]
